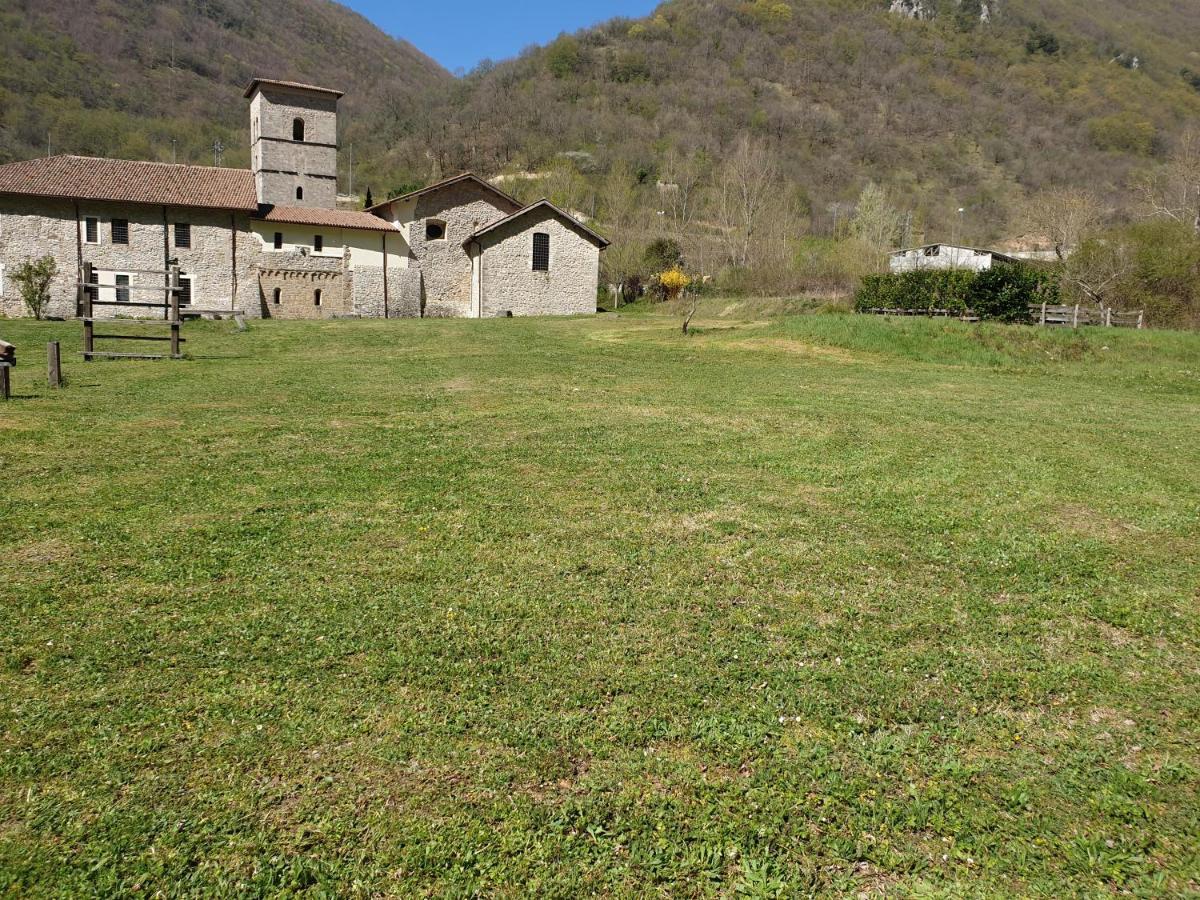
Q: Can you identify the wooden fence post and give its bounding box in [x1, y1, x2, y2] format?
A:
[169, 264, 181, 359]
[1040, 302, 1047, 326]
[47, 341, 62, 388]
[81, 261, 94, 360]
[0, 366, 9, 401]
[1137, 311, 1145, 330]
[1072, 304, 1079, 328]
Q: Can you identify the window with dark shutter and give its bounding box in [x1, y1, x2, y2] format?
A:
[314, 235, 323, 253]
[174, 223, 191, 249]
[274, 232, 283, 250]
[84, 217, 98, 243]
[115, 274, 130, 303]
[532, 233, 550, 271]
[111, 219, 129, 245]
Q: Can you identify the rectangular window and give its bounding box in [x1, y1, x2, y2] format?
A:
[174, 223, 191, 249]
[178, 275, 193, 307]
[532, 232, 550, 271]
[273, 232, 283, 250]
[115, 274, 130, 303]
[84, 217, 99, 244]
[314, 234, 323, 253]
[111, 218, 129, 245]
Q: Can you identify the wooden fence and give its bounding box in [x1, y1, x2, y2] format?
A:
[860, 305, 1145, 328]
[1031, 304, 1144, 329]
[78, 261, 185, 360]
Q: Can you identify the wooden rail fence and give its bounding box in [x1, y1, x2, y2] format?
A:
[860, 304, 1145, 328]
[79, 261, 185, 360]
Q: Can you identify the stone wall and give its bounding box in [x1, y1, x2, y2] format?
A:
[259, 268, 348, 319]
[0, 197, 258, 318]
[0, 195, 79, 318]
[409, 182, 522, 317]
[250, 86, 338, 209]
[478, 211, 600, 318]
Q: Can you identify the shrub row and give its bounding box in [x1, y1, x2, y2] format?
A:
[855, 265, 1059, 321]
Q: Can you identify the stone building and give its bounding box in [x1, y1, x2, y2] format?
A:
[0, 79, 605, 320]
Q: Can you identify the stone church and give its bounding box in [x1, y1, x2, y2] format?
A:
[0, 79, 607, 320]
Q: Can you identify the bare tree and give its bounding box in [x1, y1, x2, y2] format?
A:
[660, 148, 709, 236]
[1064, 233, 1135, 309]
[1134, 129, 1200, 233]
[1021, 188, 1105, 261]
[850, 182, 902, 270]
[713, 136, 780, 269]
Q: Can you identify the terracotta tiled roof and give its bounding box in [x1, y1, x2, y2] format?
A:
[0, 155, 258, 210]
[244, 78, 345, 99]
[253, 205, 399, 233]
[366, 173, 523, 213]
[465, 200, 610, 248]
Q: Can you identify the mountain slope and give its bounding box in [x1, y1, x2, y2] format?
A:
[400, 0, 1200, 240]
[0, 0, 451, 173]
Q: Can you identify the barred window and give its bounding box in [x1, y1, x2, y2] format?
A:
[115, 274, 130, 303]
[178, 275, 193, 307]
[84, 217, 99, 243]
[174, 223, 191, 249]
[111, 219, 129, 245]
[532, 232, 550, 271]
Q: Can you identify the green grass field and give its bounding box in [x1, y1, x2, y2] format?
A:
[1, 307, 1198, 897]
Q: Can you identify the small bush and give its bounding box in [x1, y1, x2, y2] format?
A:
[11, 255, 59, 320]
[855, 266, 1057, 321]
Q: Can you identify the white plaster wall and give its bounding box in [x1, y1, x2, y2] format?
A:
[890, 246, 994, 273]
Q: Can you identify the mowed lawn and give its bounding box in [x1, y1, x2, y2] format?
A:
[1, 308, 1198, 897]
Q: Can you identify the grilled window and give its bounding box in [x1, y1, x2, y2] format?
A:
[314, 235, 323, 253]
[115, 274, 130, 303]
[84, 217, 99, 243]
[178, 275, 192, 307]
[273, 232, 283, 250]
[532, 232, 550, 271]
[111, 219, 129, 245]
[174, 223, 191, 249]
[293, 118, 305, 141]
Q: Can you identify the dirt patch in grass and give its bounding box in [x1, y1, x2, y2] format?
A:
[1052, 503, 1137, 541]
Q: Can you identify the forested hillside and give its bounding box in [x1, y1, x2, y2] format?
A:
[0, 0, 451, 172]
[408, 0, 1200, 241]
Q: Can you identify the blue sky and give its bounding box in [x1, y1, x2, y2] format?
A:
[343, 1, 661, 73]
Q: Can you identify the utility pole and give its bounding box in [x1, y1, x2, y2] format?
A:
[348, 144, 354, 197]
[212, 139, 224, 167]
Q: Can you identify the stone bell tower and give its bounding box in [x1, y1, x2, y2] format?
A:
[246, 78, 343, 209]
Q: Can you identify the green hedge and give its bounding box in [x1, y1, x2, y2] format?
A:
[855, 265, 1059, 321]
